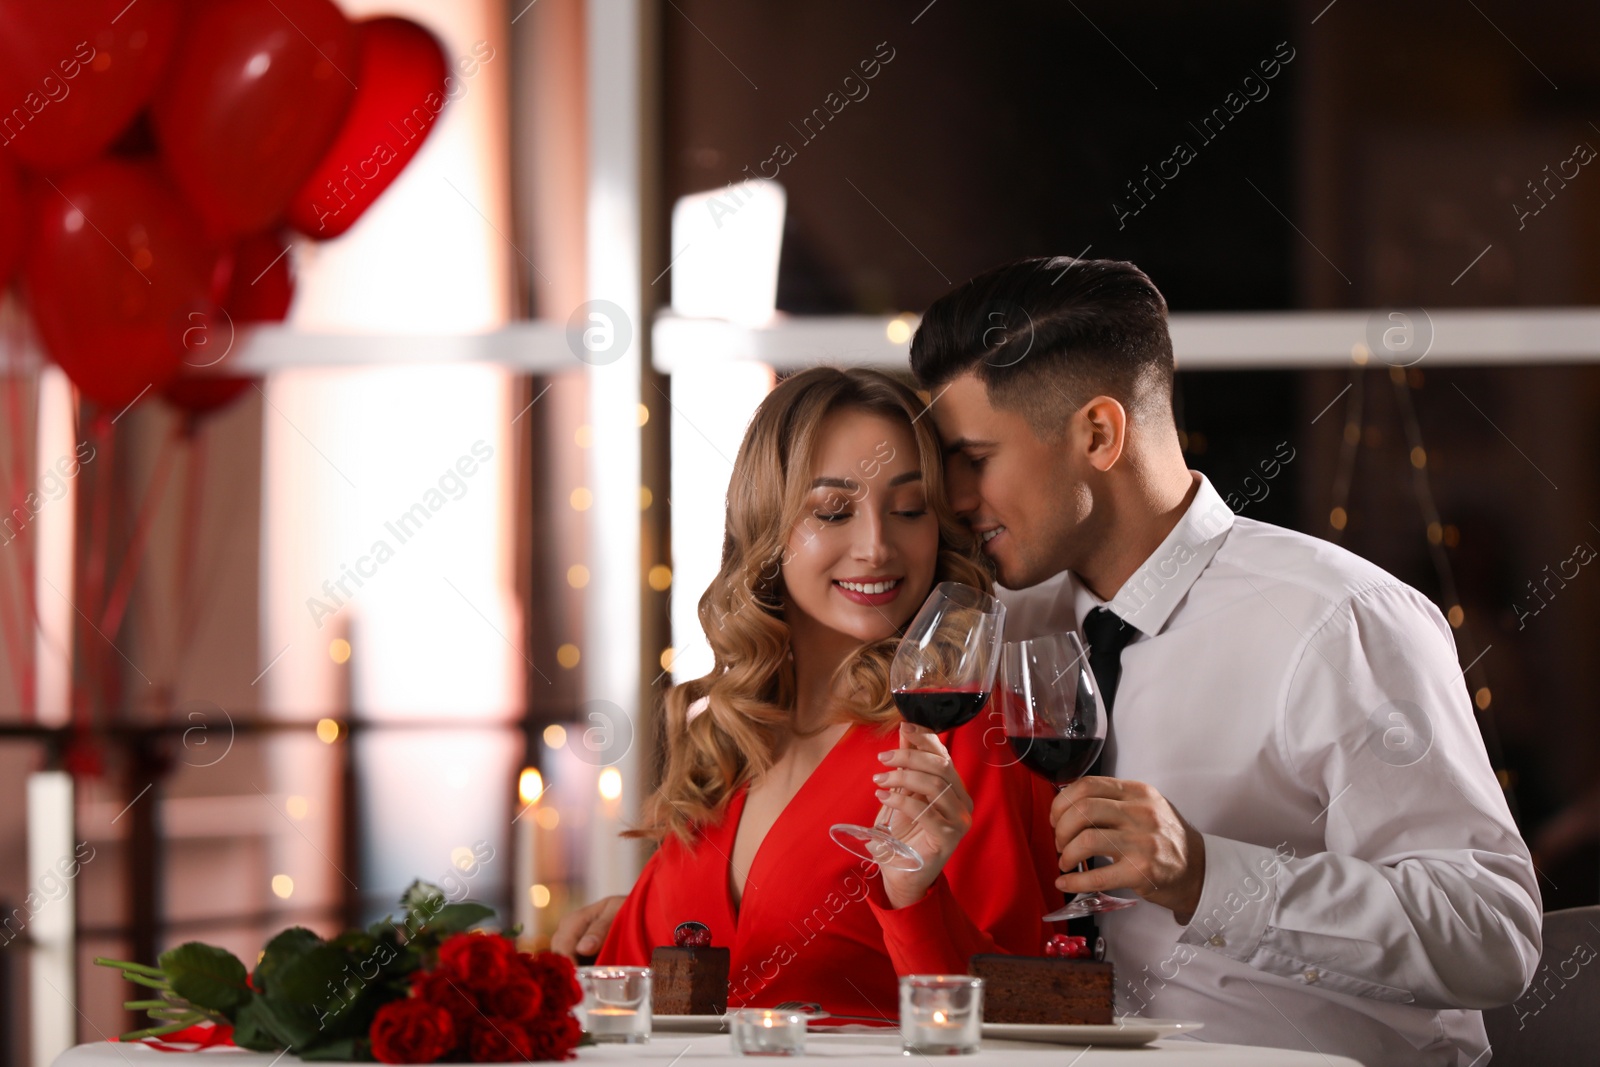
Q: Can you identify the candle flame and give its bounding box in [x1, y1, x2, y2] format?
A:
[932, 1010, 947, 1024]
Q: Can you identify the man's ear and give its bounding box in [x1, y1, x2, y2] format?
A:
[1080, 396, 1127, 472]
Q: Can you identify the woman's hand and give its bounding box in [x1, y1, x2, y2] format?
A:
[874, 723, 975, 909]
[551, 894, 626, 959]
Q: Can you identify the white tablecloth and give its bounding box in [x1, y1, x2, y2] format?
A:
[56, 1032, 1364, 1067]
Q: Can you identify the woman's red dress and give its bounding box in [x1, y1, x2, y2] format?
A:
[596, 707, 1063, 1018]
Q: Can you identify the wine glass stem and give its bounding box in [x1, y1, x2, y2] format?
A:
[874, 722, 930, 834]
[1055, 783, 1095, 885]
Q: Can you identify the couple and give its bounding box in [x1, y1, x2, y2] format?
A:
[558, 257, 1541, 1066]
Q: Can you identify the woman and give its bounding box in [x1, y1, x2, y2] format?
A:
[593, 367, 1061, 1016]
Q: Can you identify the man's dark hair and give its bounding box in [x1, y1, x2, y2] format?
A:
[909, 256, 1175, 438]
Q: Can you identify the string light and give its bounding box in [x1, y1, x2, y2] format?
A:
[518, 768, 544, 805]
[316, 719, 340, 744]
[1326, 364, 1513, 809]
[598, 768, 623, 801]
[543, 724, 568, 749]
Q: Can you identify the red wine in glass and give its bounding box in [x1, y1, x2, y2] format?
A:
[895, 687, 991, 732]
[999, 631, 1138, 920]
[1007, 733, 1102, 785]
[830, 582, 1005, 872]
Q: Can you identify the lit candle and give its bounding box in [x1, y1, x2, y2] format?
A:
[577, 965, 652, 1044]
[729, 1009, 806, 1056]
[900, 976, 983, 1055]
[513, 768, 542, 947]
[584, 1006, 637, 1034]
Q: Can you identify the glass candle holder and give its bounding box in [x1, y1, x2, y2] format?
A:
[899, 975, 983, 1055]
[576, 965, 652, 1044]
[729, 1009, 807, 1056]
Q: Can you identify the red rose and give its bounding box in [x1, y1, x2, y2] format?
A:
[413, 969, 479, 1026]
[484, 974, 544, 1022]
[438, 933, 517, 993]
[523, 1014, 581, 1062]
[369, 999, 457, 1065]
[467, 1021, 533, 1062]
[521, 951, 582, 1014]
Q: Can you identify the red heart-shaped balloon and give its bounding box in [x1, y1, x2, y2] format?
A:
[0, 0, 181, 172]
[287, 17, 451, 240]
[163, 229, 293, 417]
[152, 0, 357, 241]
[23, 159, 216, 410]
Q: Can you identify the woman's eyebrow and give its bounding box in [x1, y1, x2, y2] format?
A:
[809, 470, 923, 490]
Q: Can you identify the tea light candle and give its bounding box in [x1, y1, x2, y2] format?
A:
[577, 966, 653, 1044]
[900, 975, 983, 1055]
[729, 1009, 806, 1056]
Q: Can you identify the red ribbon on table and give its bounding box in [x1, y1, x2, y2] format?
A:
[112, 1024, 236, 1052]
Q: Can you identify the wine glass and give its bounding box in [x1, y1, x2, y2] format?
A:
[829, 581, 1006, 871]
[999, 630, 1138, 920]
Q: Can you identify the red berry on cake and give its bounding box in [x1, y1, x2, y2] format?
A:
[673, 921, 712, 948]
[1044, 934, 1090, 959]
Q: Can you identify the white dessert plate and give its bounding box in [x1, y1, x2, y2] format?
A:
[652, 1014, 730, 1032]
[982, 1018, 1204, 1047]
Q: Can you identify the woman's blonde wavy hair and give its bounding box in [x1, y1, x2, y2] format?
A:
[633, 366, 994, 844]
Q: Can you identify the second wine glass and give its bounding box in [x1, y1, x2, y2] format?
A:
[828, 581, 1005, 871]
[999, 630, 1138, 921]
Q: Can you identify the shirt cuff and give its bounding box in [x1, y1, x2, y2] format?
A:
[1176, 833, 1292, 961]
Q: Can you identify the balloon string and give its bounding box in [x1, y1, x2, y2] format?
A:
[0, 338, 30, 718]
[21, 360, 38, 719]
[101, 426, 181, 645]
[81, 415, 116, 728]
[174, 428, 205, 663]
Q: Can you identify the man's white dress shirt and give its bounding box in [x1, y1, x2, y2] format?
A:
[1000, 473, 1541, 1067]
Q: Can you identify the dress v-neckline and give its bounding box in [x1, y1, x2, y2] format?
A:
[720, 722, 861, 924]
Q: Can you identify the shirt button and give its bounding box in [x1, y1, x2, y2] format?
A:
[1207, 935, 1225, 947]
[1302, 969, 1320, 984]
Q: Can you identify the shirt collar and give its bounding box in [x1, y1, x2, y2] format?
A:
[1069, 472, 1235, 638]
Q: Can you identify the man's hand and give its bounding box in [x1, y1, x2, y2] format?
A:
[1050, 776, 1207, 923]
[551, 895, 626, 959]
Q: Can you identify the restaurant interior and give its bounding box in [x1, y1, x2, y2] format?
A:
[0, 1, 1596, 1065]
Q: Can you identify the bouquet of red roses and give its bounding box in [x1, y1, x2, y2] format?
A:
[372, 932, 582, 1063]
[98, 881, 583, 1063]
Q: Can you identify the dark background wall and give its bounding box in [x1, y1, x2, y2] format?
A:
[663, 0, 1600, 906]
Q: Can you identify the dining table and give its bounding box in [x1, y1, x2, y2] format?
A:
[55, 1031, 1364, 1067]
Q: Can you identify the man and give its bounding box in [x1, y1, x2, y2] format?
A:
[557, 256, 1540, 1065]
[906, 256, 1539, 1065]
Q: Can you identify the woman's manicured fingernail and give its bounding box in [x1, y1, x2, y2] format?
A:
[578, 936, 597, 953]
[875, 789, 892, 801]
[878, 751, 896, 763]
[872, 772, 889, 785]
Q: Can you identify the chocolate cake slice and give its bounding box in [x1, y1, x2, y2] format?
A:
[969, 954, 1114, 1025]
[649, 946, 730, 1015]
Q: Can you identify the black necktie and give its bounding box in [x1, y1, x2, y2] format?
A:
[1082, 607, 1137, 775]
[1068, 606, 1138, 953]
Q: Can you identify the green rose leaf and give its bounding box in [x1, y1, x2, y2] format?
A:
[229, 1000, 285, 1052]
[248, 995, 323, 1050]
[253, 927, 324, 997]
[299, 1037, 361, 1062]
[272, 942, 350, 1005]
[423, 902, 494, 935]
[157, 943, 250, 1014]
